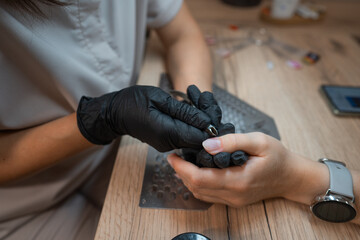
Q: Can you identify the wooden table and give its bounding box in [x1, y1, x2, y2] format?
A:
[95, 1, 360, 239]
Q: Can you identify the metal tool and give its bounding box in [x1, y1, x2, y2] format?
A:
[206, 124, 218, 137]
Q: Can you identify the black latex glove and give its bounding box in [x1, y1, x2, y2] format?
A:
[183, 85, 227, 168]
[187, 85, 222, 128]
[183, 85, 249, 168]
[77, 85, 212, 152]
[180, 85, 222, 164]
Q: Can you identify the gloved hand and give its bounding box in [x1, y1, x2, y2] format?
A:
[179, 85, 221, 164]
[181, 85, 249, 168]
[76, 85, 212, 152]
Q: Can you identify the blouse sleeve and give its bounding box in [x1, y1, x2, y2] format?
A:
[147, 0, 183, 28]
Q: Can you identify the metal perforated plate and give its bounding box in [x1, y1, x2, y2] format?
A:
[139, 74, 280, 209]
[213, 85, 280, 138]
[139, 147, 212, 210]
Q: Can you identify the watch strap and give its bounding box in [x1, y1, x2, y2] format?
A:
[321, 158, 354, 201]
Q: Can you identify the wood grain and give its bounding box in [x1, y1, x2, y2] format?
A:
[188, 0, 360, 238]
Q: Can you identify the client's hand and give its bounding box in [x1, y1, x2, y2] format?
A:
[169, 132, 360, 226]
[168, 132, 301, 207]
[77, 85, 211, 152]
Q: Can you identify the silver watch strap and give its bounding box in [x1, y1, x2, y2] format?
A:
[321, 158, 354, 201]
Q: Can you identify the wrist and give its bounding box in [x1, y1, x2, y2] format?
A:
[77, 92, 119, 145]
[350, 170, 360, 224]
[282, 153, 329, 206]
[171, 75, 212, 93]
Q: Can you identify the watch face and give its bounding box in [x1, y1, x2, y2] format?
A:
[312, 200, 356, 223]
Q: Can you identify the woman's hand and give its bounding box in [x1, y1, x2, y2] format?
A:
[167, 132, 306, 207]
[77, 85, 212, 152]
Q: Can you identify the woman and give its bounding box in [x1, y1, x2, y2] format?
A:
[0, 0, 213, 239]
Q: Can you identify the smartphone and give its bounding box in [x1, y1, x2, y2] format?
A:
[320, 85, 360, 116]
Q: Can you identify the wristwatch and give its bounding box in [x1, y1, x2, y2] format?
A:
[311, 158, 357, 223]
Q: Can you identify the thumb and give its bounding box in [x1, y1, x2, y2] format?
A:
[167, 153, 200, 181]
[202, 132, 268, 155]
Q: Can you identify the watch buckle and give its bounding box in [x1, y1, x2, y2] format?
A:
[326, 189, 355, 203]
[318, 158, 346, 167]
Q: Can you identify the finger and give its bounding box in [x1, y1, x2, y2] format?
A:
[184, 185, 249, 207]
[213, 152, 231, 168]
[199, 91, 218, 107]
[231, 150, 249, 166]
[196, 149, 215, 168]
[155, 95, 211, 130]
[202, 105, 222, 128]
[186, 85, 201, 107]
[218, 123, 235, 136]
[181, 148, 199, 165]
[179, 183, 233, 205]
[167, 153, 227, 189]
[168, 119, 210, 149]
[187, 86, 222, 128]
[198, 92, 222, 127]
[189, 192, 229, 206]
[167, 153, 199, 176]
[202, 132, 271, 155]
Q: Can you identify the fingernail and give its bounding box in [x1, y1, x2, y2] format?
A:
[202, 138, 222, 154]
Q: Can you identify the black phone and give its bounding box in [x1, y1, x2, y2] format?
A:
[320, 85, 360, 116]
